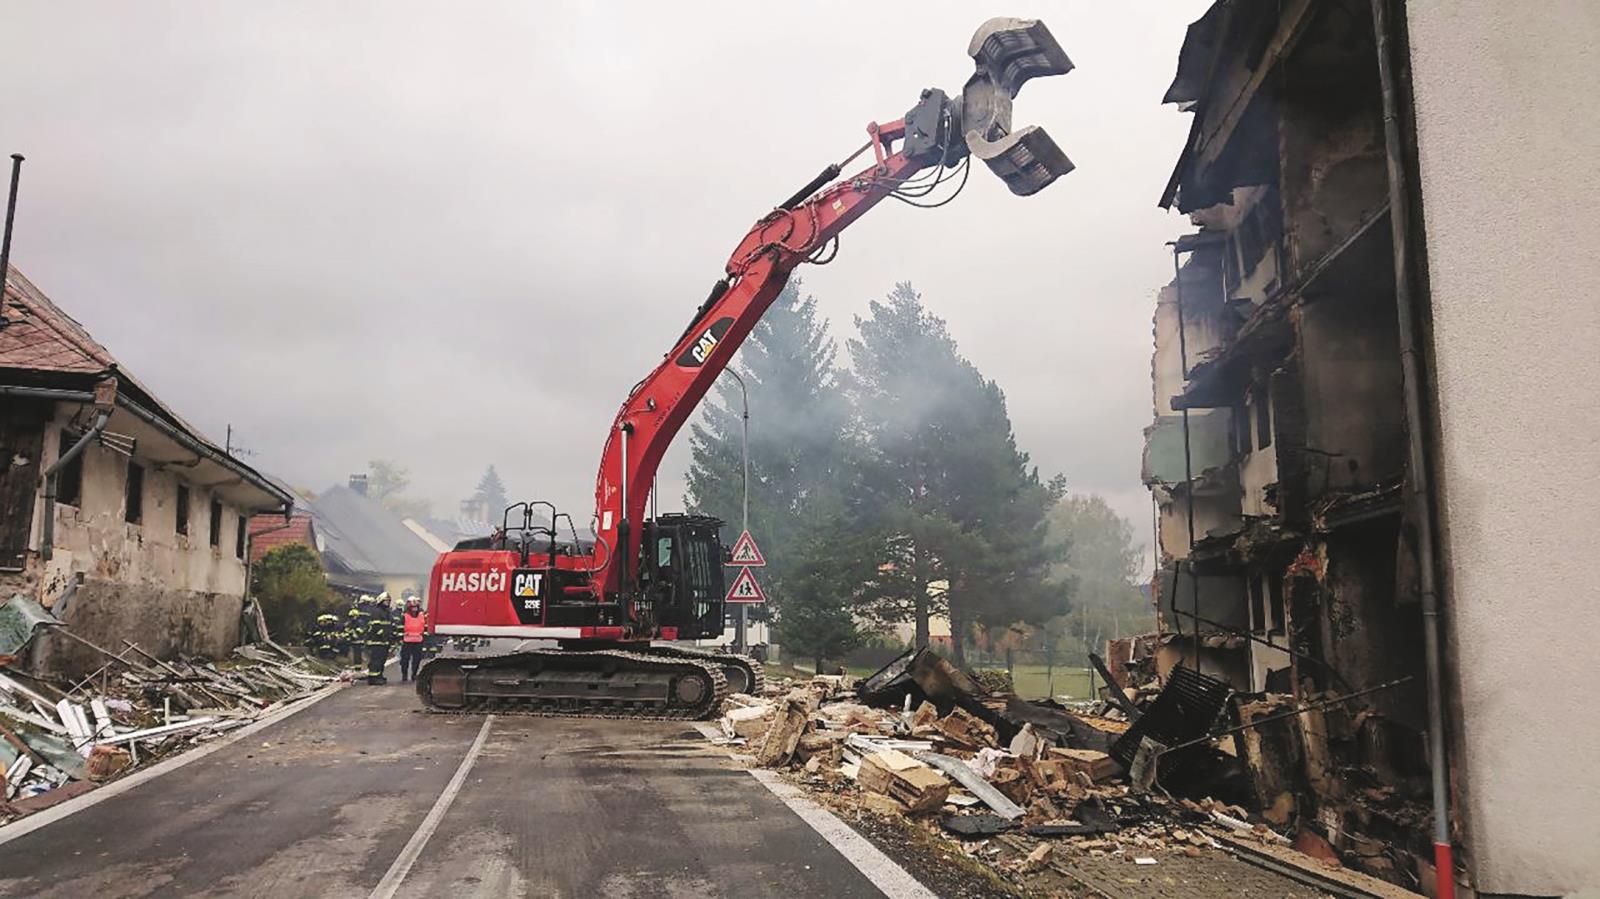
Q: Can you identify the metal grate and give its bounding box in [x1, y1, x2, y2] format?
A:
[1110, 666, 1232, 775]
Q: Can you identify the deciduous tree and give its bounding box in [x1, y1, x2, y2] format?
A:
[252, 544, 337, 640]
[1046, 494, 1152, 657]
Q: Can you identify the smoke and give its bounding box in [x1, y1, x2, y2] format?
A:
[1, 1, 1210, 551]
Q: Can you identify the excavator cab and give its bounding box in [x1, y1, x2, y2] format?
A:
[638, 513, 726, 640]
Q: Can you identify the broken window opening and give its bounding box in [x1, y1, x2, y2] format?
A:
[208, 497, 222, 548]
[1255, 382, 1274, 450]
[125, 462, 144, 524]
[1268, 574, 1286, 635]
[56, 429, 84, 507]
[234, 514, 246, 559]
[1249, 573, 1267, 633]
[176, 484, 190, 535]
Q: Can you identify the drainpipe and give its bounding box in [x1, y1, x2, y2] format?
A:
[1370, 1, 1454, 895]
[40, 378, 117, 561]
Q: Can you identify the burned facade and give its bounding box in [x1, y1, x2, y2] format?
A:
[1143, 2, 1600, 896]
[1141, 0, 1435, 892]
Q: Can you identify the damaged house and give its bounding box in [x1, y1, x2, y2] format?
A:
[1140, 2, 1599, 897]
[302, 476, 436, 599]
[0, 265, 291, 677]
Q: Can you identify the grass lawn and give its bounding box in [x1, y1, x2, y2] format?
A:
[1006, 665, 1093, 701]
[810, 662, 1095, 701]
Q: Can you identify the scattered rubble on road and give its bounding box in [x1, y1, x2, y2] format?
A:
[1, 596, 341, 824]
[713, 648, 1421, 897]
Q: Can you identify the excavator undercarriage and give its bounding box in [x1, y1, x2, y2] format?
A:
[417, 648, 732, 720]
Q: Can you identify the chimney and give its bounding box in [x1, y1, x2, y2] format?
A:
[349, 474, 369, 496]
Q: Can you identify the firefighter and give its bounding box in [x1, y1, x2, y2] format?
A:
[399, 596, 427, 682]
[388, 593, 406, 647]
[309, 613, 342, 659]
[345, 597, 372, 665]
[303, 618, 327, 656]
[364, 595, 396, 684]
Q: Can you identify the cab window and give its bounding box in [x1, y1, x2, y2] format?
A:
[683, 531, 714, 600]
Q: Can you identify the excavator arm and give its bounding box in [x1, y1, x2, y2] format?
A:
[590, 17, 1077, 607]
[590, 117, 935, 601]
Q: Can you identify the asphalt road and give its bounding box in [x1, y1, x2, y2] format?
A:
[0, 680, 904, 898]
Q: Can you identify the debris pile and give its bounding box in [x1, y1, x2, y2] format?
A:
[712, 649, 1421, 896]
[1, 623, 337, 823]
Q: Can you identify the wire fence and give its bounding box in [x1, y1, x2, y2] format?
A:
[828, 642, 1104, 702]
[961, 646, 1099, 701]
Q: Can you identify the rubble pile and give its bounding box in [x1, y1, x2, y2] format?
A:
[713, 649, 1420, 897]
[0, 636, 338, 823]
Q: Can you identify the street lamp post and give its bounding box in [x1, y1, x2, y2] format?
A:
[721, 369, 750, 651]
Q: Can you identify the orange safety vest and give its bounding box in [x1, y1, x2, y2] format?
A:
[402, 611, 426, 643]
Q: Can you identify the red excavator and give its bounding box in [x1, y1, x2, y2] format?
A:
[417, 17, 1075, 718]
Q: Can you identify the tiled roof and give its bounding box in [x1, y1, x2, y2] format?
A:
[0, 264, 115, 373]
[1, 264, 292, 513]
[248, 512, 317, 563]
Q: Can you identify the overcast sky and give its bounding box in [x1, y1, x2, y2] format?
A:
[3, 2, 1206, 561]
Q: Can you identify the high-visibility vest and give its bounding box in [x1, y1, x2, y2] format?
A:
[403, 611, 426, 643]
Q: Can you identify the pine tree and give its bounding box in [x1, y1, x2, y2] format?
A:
[938, 377, 1070, 664]
[847, 282, 970, 647]
[686, 279, 849, 612]
[474, 465, 509, 518]
[849, 283, 1067, 657]
[772, 492, 880, 673]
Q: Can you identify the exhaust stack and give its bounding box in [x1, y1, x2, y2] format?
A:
[961, 18, 1075, 196]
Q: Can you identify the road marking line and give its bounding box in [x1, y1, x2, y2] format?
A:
[0, 679, 347, 847]
[368, 714, 495, 899]
[748, 768, 938, 899]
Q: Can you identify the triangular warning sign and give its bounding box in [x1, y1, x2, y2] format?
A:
[724, 566, 767, 604]
[726, 530, 766, 566]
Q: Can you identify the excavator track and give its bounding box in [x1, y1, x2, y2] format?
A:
[414, 648, 728, 720]
[639, 646, 765, 696]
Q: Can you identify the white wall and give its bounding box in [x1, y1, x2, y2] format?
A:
[1406, 3, 1600, 894]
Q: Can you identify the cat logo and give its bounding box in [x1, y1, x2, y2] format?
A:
[511, 570, 543, 599]
[674, 317, 733, 368]
[691, 331, 718, 363]
[511, 570, 543, 614]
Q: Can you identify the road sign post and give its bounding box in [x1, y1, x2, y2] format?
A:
[725, 567, 767, 604]
[727, 530, 766, 567]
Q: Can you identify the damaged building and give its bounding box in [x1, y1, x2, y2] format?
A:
[0, 265, 291, 677]
[1140, 2, 1599, 897]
